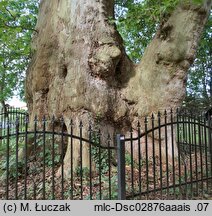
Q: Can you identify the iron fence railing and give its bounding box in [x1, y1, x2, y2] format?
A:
[0, 108, 211, 200]
[120, 110, 212, 199]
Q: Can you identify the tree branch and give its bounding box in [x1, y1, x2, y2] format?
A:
[1, 22, 38, 33]
[122, 1, 212, 115]
[4, 6, 16, 21]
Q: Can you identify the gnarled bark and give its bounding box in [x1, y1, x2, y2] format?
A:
[26, 0, 211, 173]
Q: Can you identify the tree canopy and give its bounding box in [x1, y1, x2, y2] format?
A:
[185, 14, 212, 111]
[0, 0, 38, 107]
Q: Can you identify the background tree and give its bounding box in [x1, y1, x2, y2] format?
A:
[115, 0, 179, 62]
[185, 14, 212, 113]
[0, 0, 38, 111]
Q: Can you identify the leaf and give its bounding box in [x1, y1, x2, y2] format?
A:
[0, 0, 38, 102]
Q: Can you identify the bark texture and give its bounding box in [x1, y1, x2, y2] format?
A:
[26, 0, 211, 172]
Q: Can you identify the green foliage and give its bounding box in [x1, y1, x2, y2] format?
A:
[186, 14, 212, 109]
[35, 136, 61, 167]
[0, 132, 61, 181]
[115, 0, 180, 62]
[76, 166, 90, 177]
[91, 144, 110, 174]
[99, 175, 118, 200]
[0, 0, 38, 102]
[0, 134, 25, 179]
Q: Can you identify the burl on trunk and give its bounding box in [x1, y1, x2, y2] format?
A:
[26, 0, 211, 173]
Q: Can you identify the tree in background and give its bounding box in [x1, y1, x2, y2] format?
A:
[185, 14, 212, 113]
[0, 0, 38, 111]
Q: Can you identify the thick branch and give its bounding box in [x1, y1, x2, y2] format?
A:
[122, 0, 212, 117]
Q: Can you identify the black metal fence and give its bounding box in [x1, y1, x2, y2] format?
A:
[0, 108, 211, 200]
[120, 110, 212, 199]
[0, 107, 27, 132]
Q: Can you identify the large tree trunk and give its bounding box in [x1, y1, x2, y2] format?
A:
[26, 0, 211, 173]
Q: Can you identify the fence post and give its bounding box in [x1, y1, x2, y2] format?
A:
[117, 134, 126, 200]
[208, 118, 212, 190]
[208, 119, 212, 152]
